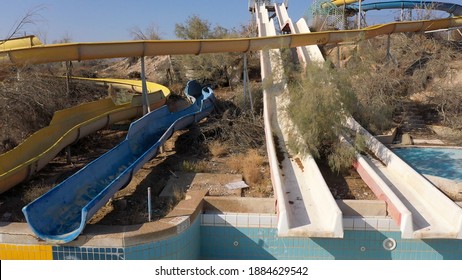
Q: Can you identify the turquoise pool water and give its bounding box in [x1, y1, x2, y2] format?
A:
[393, 147, 462, 181]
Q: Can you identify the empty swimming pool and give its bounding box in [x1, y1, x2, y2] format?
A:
[393, 147, 462, 181]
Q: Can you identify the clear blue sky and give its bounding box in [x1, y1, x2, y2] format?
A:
[2, 0, 461, 43]
[1, 0, 311, 42]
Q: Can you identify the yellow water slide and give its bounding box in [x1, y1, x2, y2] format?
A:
[332, 0, 361, 6]
[0, 35, 42, 51]
[322, 0, 361, 8]
[0, 78, 169, 194]
[1, 16, 461, 66]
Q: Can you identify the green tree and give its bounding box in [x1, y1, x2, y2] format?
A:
[175, 15, 212, 39]
[287, 63, 359, 172]
[174, 15, 243, 88]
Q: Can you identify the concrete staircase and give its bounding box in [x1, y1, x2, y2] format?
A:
[394, 100, 439, 138]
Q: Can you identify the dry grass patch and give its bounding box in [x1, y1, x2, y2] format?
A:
[226, 153, 245, 173]
[181, 160, 209, 173]
[242, 149, 265, 185]
[226, 149, 272, 197]
[227, 149, 265, 185]
[208, 140, 228, 157]
[22, 183, 51, 204]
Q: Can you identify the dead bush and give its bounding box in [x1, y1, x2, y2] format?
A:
[227, 149, 265, 185]
[0, 67, 108, 151]
[22, 182, 51, 204]
[208, 140, 229, 157]
[432, 84, 462, 129]
[242, 149, 265, 185]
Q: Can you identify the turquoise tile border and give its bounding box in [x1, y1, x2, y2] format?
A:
[52, 246, 124, 260]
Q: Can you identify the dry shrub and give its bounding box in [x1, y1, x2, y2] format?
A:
[22, 183, 51, 204]
[227, 149, 265, 185]
[226, 153, 245, 173]
[287, 63, 357, 159]
[340, 33, 462, 134]
[432, 84, 462, 129]
[242, 150, 264, 185]
[200, 108, 265, 154]
[208, 140, 228, 157]
[0, 67, 108, 153]
[253, 184, 273, 198]
[327, 143, 356, 174]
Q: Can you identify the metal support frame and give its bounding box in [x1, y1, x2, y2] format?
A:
[337, 45, 341, 68]
[66, 146, 72, 164]
[385, 34, 397, 65]
[243, 53, 254, 115]
[147, 187, 152, 222]
[65, 61, 73, 96]
[140, 56, 150, 115]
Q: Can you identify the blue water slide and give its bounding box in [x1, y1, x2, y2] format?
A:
[346, 1, 462, 16]
[22, 80, 215, 243]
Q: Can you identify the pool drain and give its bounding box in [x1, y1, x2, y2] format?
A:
[383, 238, 397, 251]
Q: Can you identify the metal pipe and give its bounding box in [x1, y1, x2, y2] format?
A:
[66, 146, 71, 164]
[140, 56, 150, 115]
[337, 45, 341, 68]
[246, 55, 254, 116]
[243, 54, 247, 110]
[147, 187, 152, 222]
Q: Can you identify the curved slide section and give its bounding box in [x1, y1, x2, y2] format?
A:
[347, 1, 462, 16]
[322, 0, 362, 9]
[68, 76, 167, 94]
[22, 80, 215, 243]
[257, 3, 343, 238]
[0, 35, 42, 51]
[0, 78, 170, 194]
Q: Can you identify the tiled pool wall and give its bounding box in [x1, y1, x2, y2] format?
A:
[200, 213, 462, 260]
[1, 213, 461, 260]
